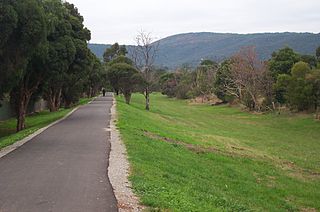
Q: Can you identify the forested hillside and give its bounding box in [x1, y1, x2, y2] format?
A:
[89, 32, 320, 68]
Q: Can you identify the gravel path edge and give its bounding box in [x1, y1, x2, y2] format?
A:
[108, 96, 144, 212]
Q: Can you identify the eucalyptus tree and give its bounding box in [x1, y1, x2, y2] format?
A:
[42, 0, 76, 112]
[103, 43, 127, 63]
[84, 53, 106, 98]
[0, 0, 45, 102]
[60, 2, 92, 108]
[107, 55, 136, 96]
[108, 62, 142, 104]
[0, 1, 17, 98]
[5, 0, 48, 131]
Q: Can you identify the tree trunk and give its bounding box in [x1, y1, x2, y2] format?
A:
[16, 88, 31, 132]
[124, 91, 132, 104]
[145, 86, 150, 110]
[55, 89, 62, 109]
[48, 90, 57, 112]
[48, 88, 61, 112]
[48, 97, 56, 112]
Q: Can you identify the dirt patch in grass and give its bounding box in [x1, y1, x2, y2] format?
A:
[189, 95, 223, 106]
[143, 130, 221, 154]
[300, 207, 317, 212]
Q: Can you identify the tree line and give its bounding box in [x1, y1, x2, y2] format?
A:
[160, 46, 320, 118]
[0, 0, 105, 131]
[106, 39, 320, 119]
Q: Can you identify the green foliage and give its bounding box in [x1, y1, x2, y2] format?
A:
[159, 73, 177, 97]
[306, 69, 320, 116]
[0, 0, 102, 130]
[274, 74, 291, 104]
[85, 55, 106, 97]
[316, 46, 320, 60]
[55, 2, 101, 108]
[291, 61, 311, 78]
[276, 62, 318, 111]
[193, 60, 217, 97]
[108, 55, 133, 66]
[0, 2, 18, 50]
[200, 59, 217, 67]
[103, 43, 127, 63]
[269, 47, 300, 78]
[214, 60, 234, 102]
[108, 62, 141, 103]
[300, 54, 317, 68]
[0, 0, 47, 98]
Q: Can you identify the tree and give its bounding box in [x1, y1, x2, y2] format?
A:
[193, 60, 218, 100]
[103, 43, 127, 63]
[85, 54, 106, 97]
[42, 0, 77, 112]
[174, 68, 196, 99]
[300, 54, 317, 68]
[61, 2, 92, 108]
[0, 1, 18, 98]
[11, 43, 49, 131]
[108, 63, 142, 104]
[44, 36, 76, 111]
[6, 0, 48, 131]
[214, 60, 234, 102]
[106, 55, 133, 95]
[316, 46, 320, 61]
[159, 72, 178, 98]
[131, 31, 159, 110]
[108, 55, 133, 66]
[306, 69, 320, 119]
[0, 0, 46, 102]
[269, 47, 300, 78]
[283, 62, 313, 111]
[62, 39, 91, 108]
[228, 46, 272, 111]
[276, 61, 320, 116]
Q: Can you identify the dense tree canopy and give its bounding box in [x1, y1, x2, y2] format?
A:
[0, 0, 47, 100]
[103, 43, 127, 63]
[269, 47, 300, 78]
[0, 0, 105, 131]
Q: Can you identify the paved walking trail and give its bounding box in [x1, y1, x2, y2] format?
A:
[0, 95, 118, 212]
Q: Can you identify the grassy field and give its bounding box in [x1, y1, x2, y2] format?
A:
[0, 97, 93, 149]
[116, 93, 320, 211]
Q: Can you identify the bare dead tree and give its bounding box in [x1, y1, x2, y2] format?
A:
[130, 31, 159, 110]
[226, 46, 272, 111]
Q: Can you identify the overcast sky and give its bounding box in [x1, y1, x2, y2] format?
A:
[67, 0, 320, 44]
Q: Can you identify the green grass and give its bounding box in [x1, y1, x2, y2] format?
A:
[0, 97, 93, 149]
[116, 93, 320, 212]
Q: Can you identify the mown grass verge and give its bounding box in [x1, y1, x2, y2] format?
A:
[116, 93, 320, 211]
[0, 97, 93, 150]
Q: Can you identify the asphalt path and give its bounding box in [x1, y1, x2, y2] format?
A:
[0, 95, 118, 212]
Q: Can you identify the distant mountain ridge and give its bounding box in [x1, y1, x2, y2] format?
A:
[88, 32, 320, 69]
